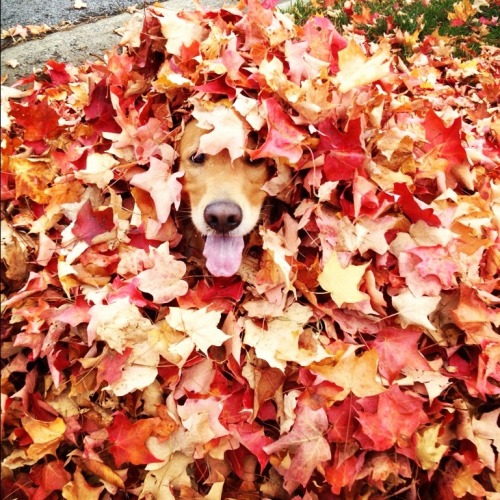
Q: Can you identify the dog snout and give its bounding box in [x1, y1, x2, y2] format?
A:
[204, 201, 243, 234]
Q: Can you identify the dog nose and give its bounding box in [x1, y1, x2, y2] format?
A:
[204, 201, 243, 233]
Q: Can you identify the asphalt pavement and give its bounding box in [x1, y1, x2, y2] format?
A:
[1, 0, 157, 32]
[0, 0, 237, 84]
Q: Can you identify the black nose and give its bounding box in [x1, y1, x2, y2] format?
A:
[204, 201, 242, 233]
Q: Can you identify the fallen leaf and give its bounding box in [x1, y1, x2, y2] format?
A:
[264, 406, 331, 492]
[108, 412, 162, 467]
[311, 346, 386, 399]
[318, 252, 370, 307]
[335, 39, 392, 92]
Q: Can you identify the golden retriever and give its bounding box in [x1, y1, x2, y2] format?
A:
[178, 119, 270, 277]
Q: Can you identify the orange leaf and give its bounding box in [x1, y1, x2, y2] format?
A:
[311, 346, 385, 399]
[80, 459, 126, 489]
[10, 157, 56, 204]
[108, 411, 162, 467]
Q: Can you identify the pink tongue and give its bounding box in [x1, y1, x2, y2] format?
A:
[203, 234, 245, 277]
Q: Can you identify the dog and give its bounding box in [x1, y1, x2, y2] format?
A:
[178, 119, 271, 277]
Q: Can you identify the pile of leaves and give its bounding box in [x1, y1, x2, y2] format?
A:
[1, 0, 499, 498]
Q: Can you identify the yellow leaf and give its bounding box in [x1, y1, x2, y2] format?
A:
[452, 461, 487, 498]
[22, 416, 66, 443]
[318, 252, 370, 307]
[80, 459, 126, 489]
[62, 468, 104, 500]
[335, 39, 392, 93]
[416, 424, 448, 470]
[10, 157, 56, 204]
[243, 303, 331, 371]
[448, 0, 476, 22]
[311, 346, 385, 399]
[22, 416, 66, 461]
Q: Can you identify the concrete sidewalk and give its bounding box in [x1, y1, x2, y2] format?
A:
[0, 0, 231, 85]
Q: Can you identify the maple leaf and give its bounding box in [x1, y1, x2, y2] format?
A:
[227, 422, 274, 470]
[325, 455, 360, 495]
[79, 459, 125, 490]
[310, 346, 386, 399]
[370, 327, 430, 382]
[422, 109, 468, 167]
[9, 157, 56, 204]
[318, 251, 370, 307]
[87, 299, 161, 395]
[108, 411, 162, 467]
[243, 303, 330, 371]
[416, 424, 449, 471]
[392, 288, 441, 337]
[263, 405, 331, 492]
[54, 295, 91, 326]
[62, 467, 105, 500]
[87, 298, 153, 349]
[135, 242, 188, 304]
[156, 8, 206, 56]
[96, 348, 132, 386]
[452, 461, 487, 498]
[317, 118, 366, 181]
[22, 416, 66, 461]
[74, 152, 118, 189]
[326, 395, 359, 443]
[250, 97, 307, 163]
[165, 307, 231, 356]
[356, 385, 429, 451]
[71, 199, 115, 245]
[191, 103, 249, 161]
[394, 183, 441, 227]
[398, 368, 452, 405]
[9, 97, 60, 141]
[398, 244, 459, 297]
[176, 397, 229, 456]
[335, 39, 392, 93]
[130, 157, 182, 223]
[30, 460, 71, 499]
[471, 408, 500, 471]
[141, 453, 193, 498]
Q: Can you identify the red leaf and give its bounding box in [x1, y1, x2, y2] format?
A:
[9, 98, 60, 141]
[370, 327, 431, 383]
[54, 295, 92, 326]
[45, 60, 72, 85]
[356, 385, 428, 451]
[326, 395, 359, 443]
[30, 460, 71, 499]
[318, 118, 365, 181]
[325, 455, 361, 495]
[228, 422, 274, 469]
[72, 200, 115, 245]
[250, 97, 307, 163]
[108, 412, 162, 467]
[264, 405, 331, 490]
[394, 182, 441, 226]
[97, 348, 133, 386]
[422, 109, 468, 167]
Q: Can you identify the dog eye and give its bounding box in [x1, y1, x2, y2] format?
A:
[190, 153, 205, 164]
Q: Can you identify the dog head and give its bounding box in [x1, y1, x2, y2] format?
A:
[178, 119, 270, 277]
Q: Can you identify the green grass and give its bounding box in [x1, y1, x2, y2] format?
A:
[281, 0, 500, 59]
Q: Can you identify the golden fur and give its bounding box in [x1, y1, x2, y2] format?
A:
[178, 120, 269, 238]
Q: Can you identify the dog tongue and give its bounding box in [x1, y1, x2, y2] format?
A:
[203, 234, 245, 277]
